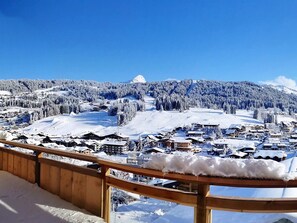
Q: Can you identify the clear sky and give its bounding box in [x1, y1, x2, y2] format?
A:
[0, 0, 297, 83]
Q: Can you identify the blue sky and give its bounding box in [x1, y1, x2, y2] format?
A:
[0, 0, 297, 84]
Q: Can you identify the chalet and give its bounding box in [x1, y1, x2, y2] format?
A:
[16, 134, 29, 140]
[74, 146, 93, 155]
[42, 136, 53, 143]
[280, 121, 293, 132]
[127, 152, 151, 166]
[254, 150, 287, 162]
[81, 140, 98, 150]
[192, 123, 220, 130]
[60, 139, 80, 147]
[203, 134, 216, 142]
[186, 137, 205, 144]
[213, 141, 228, 150]
[186, 131, 204, 137]
[238, 145, 256, 154]
[226, 150, 248, 159]
[143, 135, 159, 147]
[203, 123, 220, 129]
[208, 141, 229, 156]
[173, 138, 192, 151]
[262, 143, 273, 150]
[158, 138, 174, 148]
[246, 131, 265, 140]
[81, 132, 101, 140]
[102, 133, 129, 141]
[143, 147, 165, 154]
[225, 129, 237, 138]
[229, 124, 245, 132]
[288, 138, 297, 145]
[251, 125, 265, 130]
[270, 133, 282, 138]
[100, 139, 128, 155]
[37, 133, 46, 137]
[289, 135, 297, 145]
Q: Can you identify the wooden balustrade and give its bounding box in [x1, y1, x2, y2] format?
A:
[0, 139, 297, 223]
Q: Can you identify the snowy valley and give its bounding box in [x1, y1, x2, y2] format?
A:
[1, 78, 297, 223]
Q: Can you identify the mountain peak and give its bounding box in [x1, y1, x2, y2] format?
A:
[131, 75, 146, 83]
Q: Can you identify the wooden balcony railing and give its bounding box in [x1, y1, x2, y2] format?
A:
[0, 139, 297, 223]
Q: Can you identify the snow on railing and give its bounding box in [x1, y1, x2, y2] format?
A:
[143, 153, 296, 180]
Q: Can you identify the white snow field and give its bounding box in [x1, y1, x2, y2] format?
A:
[22, 107, 262, 139]
[0, 171, 104, 223]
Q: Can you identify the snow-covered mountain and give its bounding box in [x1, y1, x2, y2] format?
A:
[267, 84, 297, 95]
[130, 74, 146, 83]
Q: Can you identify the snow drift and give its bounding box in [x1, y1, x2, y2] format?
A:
[143, 153, 294, 180]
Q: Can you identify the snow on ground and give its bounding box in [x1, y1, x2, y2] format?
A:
[111, 198, 177, 223]
[0, 171, 103, 223]
[112, 158, 297, 223]
[276, 114, 296, 124]
[22, 102, 262, 140]
[34, 86, 69, 96]
[0, 90, 11, 96]
[22, 111, 117, 136]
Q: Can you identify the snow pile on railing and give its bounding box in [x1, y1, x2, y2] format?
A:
[142, 153, 294, 181]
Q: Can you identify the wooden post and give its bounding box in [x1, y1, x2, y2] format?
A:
[102, 166, 111, 223]
[34, 151, 42, 186]
[0, 150, 3, 170]
[195, 184, 211, 223]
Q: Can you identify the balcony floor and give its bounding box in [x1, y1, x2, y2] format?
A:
[0, 171, 104, 223]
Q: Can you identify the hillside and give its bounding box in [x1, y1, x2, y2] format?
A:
[1, 79, 297, 111]
[0, 79, 297, 127]
[21, 96, 262, 138]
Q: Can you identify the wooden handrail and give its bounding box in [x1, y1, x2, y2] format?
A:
[207, 196, 297, 212]
[106, 175, 197, 206]
[0, 139, 98, 163]
[1, 139, 297, 223]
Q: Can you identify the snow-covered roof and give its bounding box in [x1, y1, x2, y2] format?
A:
[289, 139, 297, 144]
[186, 137, 205, 142]
[229, 124, 242, 129]
[101, 139, 127, 146]
[225, 129, 236, 135]
[187, 131, 204, 135]
[270, 133, 282, 137]
[254, 150, 287, 159]
[147, 134, 159, 141]
[74, 146, 91, 152]
[227, 151, 247, 158]
[144, 147, 165, 153]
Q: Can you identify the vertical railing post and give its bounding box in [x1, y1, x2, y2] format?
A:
[0, 149, 3, 170]
[34, 151, 42, 186]
[195, 184, 211, 223]
[102, 166, 111, 223]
